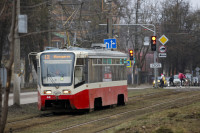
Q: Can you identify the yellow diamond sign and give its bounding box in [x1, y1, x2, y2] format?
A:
[159, 35, 168, 45]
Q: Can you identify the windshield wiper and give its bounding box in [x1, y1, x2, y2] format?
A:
[47, 68, 59, 89]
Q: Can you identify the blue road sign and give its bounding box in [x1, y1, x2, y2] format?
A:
[104, 39, 117, 49]
[126, 60, 131, 67]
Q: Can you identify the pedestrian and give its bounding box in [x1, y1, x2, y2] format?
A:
[160, 74, 165, 88]
[169, 74, 174, 86]
[178, 72, 185, 87]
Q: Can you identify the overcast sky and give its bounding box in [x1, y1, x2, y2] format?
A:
[187, 0, 200, 9]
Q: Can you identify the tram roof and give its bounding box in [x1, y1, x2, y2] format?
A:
[38, 47, 127, 58]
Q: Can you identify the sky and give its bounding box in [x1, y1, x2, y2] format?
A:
[136, 0, 200, 10]
[187, 0, 200, 9]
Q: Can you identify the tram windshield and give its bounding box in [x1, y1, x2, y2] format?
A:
[40, 53, 75, 87]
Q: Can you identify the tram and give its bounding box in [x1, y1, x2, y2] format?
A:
[36, 46, 128, 111]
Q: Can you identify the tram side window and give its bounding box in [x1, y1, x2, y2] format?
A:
[111, 60, 127, 81]
[89, 59, 103, 83]
[74, 58, 85, 88]
[89, 66, 103, 83]
[89, 58, 127, 83]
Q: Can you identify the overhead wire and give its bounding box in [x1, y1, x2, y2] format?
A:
[63, 6, 81, 27]
[21, 1, 50, 9]
[67, 6, 81, 28]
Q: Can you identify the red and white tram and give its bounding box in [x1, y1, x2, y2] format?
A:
[36, 47, 128, 111]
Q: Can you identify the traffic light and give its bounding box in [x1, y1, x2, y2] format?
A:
[129, 49, 134, 60]
[151, 36, 156, 51]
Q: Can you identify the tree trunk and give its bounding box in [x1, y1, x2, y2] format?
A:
[0, 76, 2, 133]
[1, 68, 12, 133]
[0, 0, 15, 132]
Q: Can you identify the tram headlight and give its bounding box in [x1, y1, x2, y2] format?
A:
[44, 90, 52, 94]
[63, 90, 71, 94]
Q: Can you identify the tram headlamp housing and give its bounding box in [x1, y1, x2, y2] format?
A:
[63, 90, 71, 94]
[44, 90, 52, 94]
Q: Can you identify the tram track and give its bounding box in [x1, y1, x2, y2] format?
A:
[52, 92, 200, 133]
[5, 89, 200, 133]
[7, 113, 54, 125]
[7, 88, 197, 125]
[96, 96, 200, 133]
[6, 89, 168, 125]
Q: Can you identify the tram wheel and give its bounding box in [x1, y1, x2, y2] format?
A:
[94, 98, 102, 110]
[117, 94, 125, 106]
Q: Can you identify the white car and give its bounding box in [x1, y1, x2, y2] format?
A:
[173, 75, 181, 86]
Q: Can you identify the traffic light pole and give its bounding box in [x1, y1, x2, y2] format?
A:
[99, 23, 158, 87]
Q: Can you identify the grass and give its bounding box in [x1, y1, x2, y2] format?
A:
[6, 88, 200, 133]
[109, 101, 200, 133]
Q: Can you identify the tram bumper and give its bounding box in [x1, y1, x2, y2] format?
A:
[38, 90, 90, 111]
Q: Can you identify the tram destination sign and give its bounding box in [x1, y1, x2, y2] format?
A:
[150, 63, 162, 68]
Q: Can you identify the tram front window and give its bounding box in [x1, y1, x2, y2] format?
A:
[41, 53, 75, 86]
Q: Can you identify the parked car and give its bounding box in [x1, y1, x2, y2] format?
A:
[192, 77, 199, 86]
[173, 75, 181, 86]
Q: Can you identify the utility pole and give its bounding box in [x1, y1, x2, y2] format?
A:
[48, 0, 53, 46]
[108, 0, 112, 38]
[135, 0, 140, 85]
[13, 0, 21, 106]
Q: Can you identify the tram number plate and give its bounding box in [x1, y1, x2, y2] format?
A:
[150, 63, 162, 68]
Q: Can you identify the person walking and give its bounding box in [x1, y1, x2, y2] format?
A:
[178, 72, 185, 87]
[169, 74, 174, 86]
[160, 74, 165, 88]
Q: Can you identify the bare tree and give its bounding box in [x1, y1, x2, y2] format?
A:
[159, 0, 195, 74]
[0, 0, 16, 132]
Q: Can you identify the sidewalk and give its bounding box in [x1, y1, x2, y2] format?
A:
[7, 92, 37, 106]
[128, 84, 153, 89]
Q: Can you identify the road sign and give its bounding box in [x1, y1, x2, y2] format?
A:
[195, 67, 199, 71]
[126, 60, 131, 67]
[104, 39, 117, 49]
[158, 53, 167, 58]
[196, 72, 199, 76]
[159, 45, 167, 53]
[150, 63, 162, 68]
[18, 15, 28, 33]
[159, 35, 168, 45]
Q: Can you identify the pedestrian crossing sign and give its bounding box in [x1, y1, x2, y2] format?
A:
[127, 60, 131, 67]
